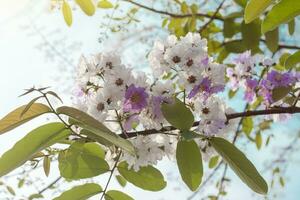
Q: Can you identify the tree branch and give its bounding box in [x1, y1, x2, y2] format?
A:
[122, 0, 223, 21]
[121, 106, 300, 138]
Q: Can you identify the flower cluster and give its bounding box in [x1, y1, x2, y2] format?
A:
[226, 51, 299, 107]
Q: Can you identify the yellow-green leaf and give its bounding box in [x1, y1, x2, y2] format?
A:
[265, 28, 279, 53]
[209, 155, 219, 169]
[272, 86, 292, 102]
[75, 0, 95, 16]
[241, 19, 261, 50]
[62, 1, 73, 26]
[98, 0, 114, 9]
[255, 131, 262, 150]
[43, 156, 51, 177]
[176, 140, 203, 191]
[285, 50, 300, 69]
[244, 0, 273, 23]
[262, 0, 300, 33]
[105, 190, 133, 200]
[288, 19, 295, 35]
[0, 123, 70, 177]
[210, 137, 268, 194]
[53, 183, 102, 200]
[0, 103, 51, 134]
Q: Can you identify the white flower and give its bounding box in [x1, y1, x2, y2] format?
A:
[177, 71, 203, 92]
[94, 51, 122, 74]
[87, 92, 109, 122]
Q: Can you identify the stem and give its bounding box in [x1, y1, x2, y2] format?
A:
[122, 0, 223, 21]
[38, 176, 62, 194]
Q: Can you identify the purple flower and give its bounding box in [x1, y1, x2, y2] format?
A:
[123, 84, 149, 112]
[266, 70, 295, 87]
[188, 77, 224, 99]
[201, 57, 209, 66]
[244, 79, 258, 102]
[233, 51, 251, 64]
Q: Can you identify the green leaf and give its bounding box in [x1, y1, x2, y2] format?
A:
[53, 183, 102, 200]
[98, 0, 114, 9]
[161, 98, 194, 131]
[58, 142, 109, 179]
[105, 190, 134, 200]
[6, 186, 15, 196]
[117, 162, 167, 191]
[28, 194, 43, 200]
[265, 28, 279, 53]
[57, 106, 135, 155]
[279, 176, 285, 187]
[242, 117, 253, 136]
[209, 155, 219, 169]
[262, 0, 300, 33]
[43, 156, 51, 177]
[176, 140, 203, 191]
[116, 175, 127, 187]
[288, 19, 295, 35]
[0, 122, 70, 177]
[255, 131, 262, 150]
[210, 137, 268, 194]
[0, 103, 51, 134]
[223, 19, 237, 38]
[244, 0, 273, 23]
[20, 96, 44, 117]
[241, 19, 261, 50]
[272, 86, 293, 102]
[285, 50, 300, 69]
[234, 0, 247, 7]
[62, 1, 73, 26]
[75, 0, 95, 16]
[224, 40, 247, 53]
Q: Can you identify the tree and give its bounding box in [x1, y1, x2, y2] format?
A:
[0, 0, 300, 199]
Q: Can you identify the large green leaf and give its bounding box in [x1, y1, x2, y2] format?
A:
[176, 140, 203, 191]
[241, 19, 261, 50]
[0, 103, 51, 134]
[244, 0, 273, 23]
[75, 0, 95, 16]
[285, 50, 300, 69]
[117, 162, 167, 191]
[58, 142, 109, 179]
[53, 183, 102, 200]
[262, 0, 300, 33]
[105, 190, 133, 200]
[210, 137, 268, 194]
[234, 0, 247, 7]
[224, 40, 247, 53]
[161, 98, 194, 131]
[57, 106, 135, 155]
[0, 122, 70, 177]
[265, 28, 279, 53]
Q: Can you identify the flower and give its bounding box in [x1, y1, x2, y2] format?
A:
[123, 84, 149, 112]
[266, 70, 295, 87]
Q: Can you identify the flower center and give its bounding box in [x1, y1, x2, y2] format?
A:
[202, 107, 210, 114]
[172, 56, 181, 63]
[106, 61, 113, 69]
[131, 92, 141, 103]
[275, 74, 282, 81]
[97, 103, 105, 111]
[187, 75, 196, 83]
[115, 78, 124, 86]
[186, 59, 193, 67]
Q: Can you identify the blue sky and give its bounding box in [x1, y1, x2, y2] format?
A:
[0, 1, 299, 199]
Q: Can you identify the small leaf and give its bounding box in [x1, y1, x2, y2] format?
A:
[28, 194, 43, 200]
[75, 0, 95, 16]
[116, 175, 127, 187]
[57, 106, 135, 155]
[255, 131, 262, 150]
[288, 19, 295, 35]
[279, 176, 285, 187]
[265, 28, 279, 53]
[98, 0, 114, 9]
[53, 183, 102, 200]
[0, 103, 51, 134]
[272, 86, 293, 102]
[285, 50, 300, 69]
[6, 186, 15, 196]
[209, 156, 219, 169]
[161, 98, 194, 131]
[262, 0, 300, 33]
[176, 140, 203, 191]
[105, 190, 134, 200]
[0, 123, 70, 177]
[234, 0, 247, 7]
[62, 1, 73, 26]
[118, 162, 167, 191]
[244, 0, 273, 23]
[58, 142, 109, 179]
[47, 91, 64, 103]
[43, 156, 51, 177]
[242, 117, 253, 136]
[210, 137, 268, 194]
[241, 19, 261, 50]
[18, 178, 25, 188]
